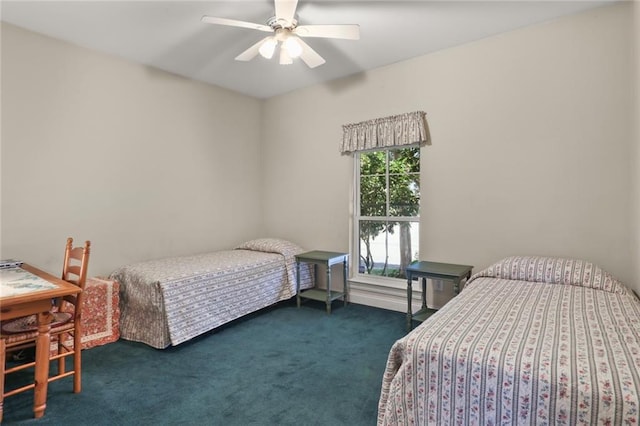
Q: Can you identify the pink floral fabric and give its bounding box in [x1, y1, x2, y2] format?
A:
[110, 239, 312, 348]
[471, 256, 628, 295]
[378, 257, 640, 425]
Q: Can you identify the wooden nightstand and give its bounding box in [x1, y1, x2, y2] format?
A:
[295, 251, 349, 314]
[405, 261, 473, 330]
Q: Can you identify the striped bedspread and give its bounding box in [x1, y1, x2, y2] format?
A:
[110, 239, 313, 349]
[378, 256, 640, 425]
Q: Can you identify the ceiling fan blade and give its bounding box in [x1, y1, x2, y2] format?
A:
[294, 24, 360, 40]
[275, 0, 298, 26]
[235, 36, 271, 61]
[296, 38, 325, 69]
[201, 16, 272, 32]
[279, 46, 293, 65]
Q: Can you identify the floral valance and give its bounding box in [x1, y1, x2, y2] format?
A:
[340, 111, 431, 155]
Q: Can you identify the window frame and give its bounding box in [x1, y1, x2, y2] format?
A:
[351, 145, 421, 283]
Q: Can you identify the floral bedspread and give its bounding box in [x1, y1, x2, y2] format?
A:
[110, 239, 313, 349]
[378, 256, 640, 425]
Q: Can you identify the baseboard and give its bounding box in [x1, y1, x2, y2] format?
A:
[349, 280, 425, 313]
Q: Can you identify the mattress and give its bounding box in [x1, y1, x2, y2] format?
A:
[110, 238, 313, 349]
[378, 256, 640, 425]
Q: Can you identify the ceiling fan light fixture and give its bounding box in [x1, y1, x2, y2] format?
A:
[279, 46, 293, 65]
[202, 0, 360, 68]
[283, 36, 302, 58]
[258, 37, 278, 59]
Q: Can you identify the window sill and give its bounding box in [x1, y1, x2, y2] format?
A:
[349, 274, 408, 291]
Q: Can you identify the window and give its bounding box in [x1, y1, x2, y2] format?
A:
[354, 146, 420, 280]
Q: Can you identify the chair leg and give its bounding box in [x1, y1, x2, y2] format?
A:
[73, 327, 81, 393]
[57, 334, 66, 377]
[1, 338, 6, 423]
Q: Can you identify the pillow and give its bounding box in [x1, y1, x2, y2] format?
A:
[235, 238, 305, 257]
[470, 255, 629, 295]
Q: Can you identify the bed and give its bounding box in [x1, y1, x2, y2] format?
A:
[109, 238, 313, 349]
[378, 256, 640, 425]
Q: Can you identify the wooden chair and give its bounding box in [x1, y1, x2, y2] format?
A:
[0, 238, 91, 411]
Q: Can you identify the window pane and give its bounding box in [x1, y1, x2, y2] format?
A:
[358, 220, 419, 279]
[356, 146, 420, 281]
[389, 172, 420, 217]
[389, 147, 420, 173]
[360, 151, 387, 176]
[360, 175, 387, 216]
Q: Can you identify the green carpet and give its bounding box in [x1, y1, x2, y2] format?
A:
[3, 301, 406, 425]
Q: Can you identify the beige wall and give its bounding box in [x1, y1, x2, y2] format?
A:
[634, 0, 640, 288]
[2, 3, 636, 290]
[1, 23, 264, 276]
[262, 3, 637, 288]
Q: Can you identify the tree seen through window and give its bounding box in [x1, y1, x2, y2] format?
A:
[357, 146, 420, 278]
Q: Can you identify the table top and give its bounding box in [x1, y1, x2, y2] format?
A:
[406, 260, 473, 280]
[0, 263, 80, 305]
[295, 250, 349, 262]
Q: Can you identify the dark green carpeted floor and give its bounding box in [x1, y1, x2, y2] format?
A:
[3, 301, 406, 425]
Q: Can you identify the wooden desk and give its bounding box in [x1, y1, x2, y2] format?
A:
[405, 261, 473, 331]
[295, 251, 349, 314]
[0, 263, 81, 421]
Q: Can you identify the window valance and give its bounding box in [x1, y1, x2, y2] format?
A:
[340, 111, 431, 155]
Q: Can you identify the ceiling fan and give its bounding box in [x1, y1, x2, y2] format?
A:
[201, 0, 360, 68]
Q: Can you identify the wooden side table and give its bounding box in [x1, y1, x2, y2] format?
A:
[406, 261, 473, 330]
[296, 251, 349, 314]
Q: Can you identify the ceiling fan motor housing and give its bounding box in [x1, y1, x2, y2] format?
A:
[268, 16, 298, 30]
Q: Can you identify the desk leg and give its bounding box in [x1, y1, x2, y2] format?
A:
[326, 263, 332, 314]
[343, 257, 348, 306]
[33, 311, 53, 419]
[406, 275, 413, 331]
[296, 260, 301, 308]
[0, 337, 5, 423]
[454, 272, 471, 295]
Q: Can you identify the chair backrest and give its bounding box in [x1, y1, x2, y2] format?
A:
[58, 238, 91, 315]
[62, 237, 90, 288]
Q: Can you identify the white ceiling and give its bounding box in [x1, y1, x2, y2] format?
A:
[1, 0, 618, 99]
